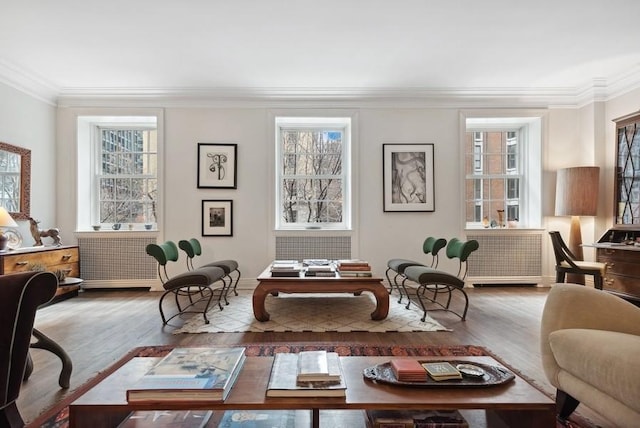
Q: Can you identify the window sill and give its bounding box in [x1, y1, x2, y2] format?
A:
[75, 230, 159, 238]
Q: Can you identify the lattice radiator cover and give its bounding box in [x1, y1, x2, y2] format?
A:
[78, 236, 157, 282]
[466, 232, 542, 284]
[275, 236, 351, 261]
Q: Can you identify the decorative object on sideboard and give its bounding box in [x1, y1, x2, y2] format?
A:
[554, 166, 599, 284]
[28, 217, 62, 246]
[0, 207, 19, 251]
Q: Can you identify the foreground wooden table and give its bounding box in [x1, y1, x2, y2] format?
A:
[253, 266, 390, 321]
[69, 355, 554, 428]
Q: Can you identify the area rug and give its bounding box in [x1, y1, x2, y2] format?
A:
[28, 343, 596, 428]
[172, 292, 450, 333]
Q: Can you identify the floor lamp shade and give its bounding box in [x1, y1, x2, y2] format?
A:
[555, 167, 600, 217]
[555, 167, 600, 284]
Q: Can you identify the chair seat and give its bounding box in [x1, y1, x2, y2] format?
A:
[387, 258, 424, 274]
[559, 260, 606, 275]
[201, 259, 239, 274]
[162, 266, 226, 291]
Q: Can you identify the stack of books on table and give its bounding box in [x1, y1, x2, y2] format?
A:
[266, 350, 346, 397]
[366, 409, 468, 428]
[336, 259, 372, 277]
[126, 347, 246, 403]
[305, 264, 336, 277]
[390, 358, 428, 382]
[270, 260, 302, 277]
[421, 361, 463, 381]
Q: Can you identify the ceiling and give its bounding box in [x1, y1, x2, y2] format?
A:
[1, 0, 640, 105]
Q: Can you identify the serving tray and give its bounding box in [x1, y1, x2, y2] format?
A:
[363, 360, 515, 388]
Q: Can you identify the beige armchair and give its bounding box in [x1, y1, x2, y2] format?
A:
[541, 284, 640, 427]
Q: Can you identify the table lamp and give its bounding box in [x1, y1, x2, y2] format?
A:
[555, 166, 600, 283]
[0, 206, 18, 251]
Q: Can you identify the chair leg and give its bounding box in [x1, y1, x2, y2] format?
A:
[30, 328, 72, 388]
[594, 274, 603, 290]
[0, 402, 25, 428]
[556, 389, 580, 423]
[556, 271, 566, 283]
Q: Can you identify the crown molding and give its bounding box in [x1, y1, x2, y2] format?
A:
[2, 60, 640, 109]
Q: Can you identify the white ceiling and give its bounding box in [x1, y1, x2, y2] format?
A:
[1, 0, 640, 104]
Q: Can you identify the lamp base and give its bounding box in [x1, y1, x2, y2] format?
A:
[567, 215, 585, 285]
[0, 234, 7, 251]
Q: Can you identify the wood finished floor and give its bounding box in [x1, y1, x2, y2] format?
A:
[20, 286, 609, 427]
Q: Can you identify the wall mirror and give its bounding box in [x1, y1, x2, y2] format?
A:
[0, 142, 30, 220]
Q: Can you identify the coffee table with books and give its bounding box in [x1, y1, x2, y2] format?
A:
[253, 261, 390, 322]
[68, 354, 554, 428]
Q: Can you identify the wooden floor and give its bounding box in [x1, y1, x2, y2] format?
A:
[19, 286, 608, 427]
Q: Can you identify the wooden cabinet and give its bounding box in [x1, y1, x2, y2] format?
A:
[595, 227, 640, 302]
[0, 245, 81, 300]
[614, 113, 640, 224]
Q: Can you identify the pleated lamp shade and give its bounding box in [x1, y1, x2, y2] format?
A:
[555, 167, 600, 217]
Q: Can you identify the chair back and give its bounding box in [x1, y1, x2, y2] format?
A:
[146, 241, 179, 282]
[422, 237, 447, 268]
[178, 238, 203, 270]
[0, 271, 57, 424]
[446, 238, 480, 279]
[549, 231, 579, 269]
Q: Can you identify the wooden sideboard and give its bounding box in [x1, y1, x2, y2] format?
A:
[0, 245, 81, 300]
[594, 227, 640, 302]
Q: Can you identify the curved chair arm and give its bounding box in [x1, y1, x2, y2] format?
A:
[540, 284, 640, 383]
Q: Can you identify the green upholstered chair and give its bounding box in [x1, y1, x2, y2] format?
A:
[146, 241, 226, 325]
[385, 237, 447, 303]
[178, 238, 240, 303]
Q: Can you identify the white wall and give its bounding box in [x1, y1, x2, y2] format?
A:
[0, 82, 56, 242]
[50, 91, 640, 284]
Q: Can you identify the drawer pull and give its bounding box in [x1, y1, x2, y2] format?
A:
[62, 254, 72, 261]
[15, 261, 29, 266]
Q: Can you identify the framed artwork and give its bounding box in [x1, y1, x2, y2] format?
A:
[382, 143, 435, 212]
[202, 200, 233, 236]
[197, 143, 237, 188]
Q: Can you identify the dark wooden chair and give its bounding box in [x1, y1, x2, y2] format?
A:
[1, 271, 57, 428]
[549, 231, 606, 289]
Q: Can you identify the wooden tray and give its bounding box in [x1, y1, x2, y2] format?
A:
[363, 360, 515, 388]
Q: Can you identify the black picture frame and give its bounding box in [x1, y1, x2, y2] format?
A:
[197, 143, 237, 188]
[383, 143, 435, 212]
[201, 200, 233, 236]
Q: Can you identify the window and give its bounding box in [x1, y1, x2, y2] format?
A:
[463, 115, 543, 229]
[77, 115, 160, 230]
[97, 128, 157, 224]
[275, 117, 351, 230]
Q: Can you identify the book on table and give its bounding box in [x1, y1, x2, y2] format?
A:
[116, 410, 213, 428]
[390, 358, 428, 382]
[217, 410, 307, 428]
[270, 261, 302, 277]
[366, 409, 468, 428]
[266, 352, 346, 397]
[421, 361, 463, 381]
[297, 350, 342, 382]
[126, 347, 246, 403]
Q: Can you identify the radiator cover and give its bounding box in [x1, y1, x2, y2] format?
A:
[466, 231, 543, 285]
[275, 236, 351, 260]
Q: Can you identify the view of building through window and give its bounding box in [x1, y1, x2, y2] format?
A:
[280, 128, 343, 224]
[465, 130, 521, 227]
[98, 128, 157, 224]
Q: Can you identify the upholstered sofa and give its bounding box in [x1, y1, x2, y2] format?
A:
[541, 283, 640, 427]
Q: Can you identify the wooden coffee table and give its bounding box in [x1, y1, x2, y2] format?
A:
[68, 355, 554, 428]
[253, 265, 389, 321]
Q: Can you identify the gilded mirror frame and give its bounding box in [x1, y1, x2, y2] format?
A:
[0, 142, 31, 220]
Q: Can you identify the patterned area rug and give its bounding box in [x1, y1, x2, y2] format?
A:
[28, 342, 596, 428]
[172, 292, 450, 333]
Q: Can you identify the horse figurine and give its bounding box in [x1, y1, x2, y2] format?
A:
[28, 217, 62, 246]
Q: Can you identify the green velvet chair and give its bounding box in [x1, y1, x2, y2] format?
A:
[178, 238, 240, 304]
[146, 240, 226, 325]
[385, 236, 447, 303]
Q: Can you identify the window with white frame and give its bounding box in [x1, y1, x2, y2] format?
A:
[275, 117, 351, 230]
[77, 115, 159, 229]
[464, 116, 542, 229]
[97, 127, 157, 224]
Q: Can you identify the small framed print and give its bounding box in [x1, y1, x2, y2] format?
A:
[202, 200, 233, 236]
[197, 143, 237, 188]
[383, 143, 435, 212]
